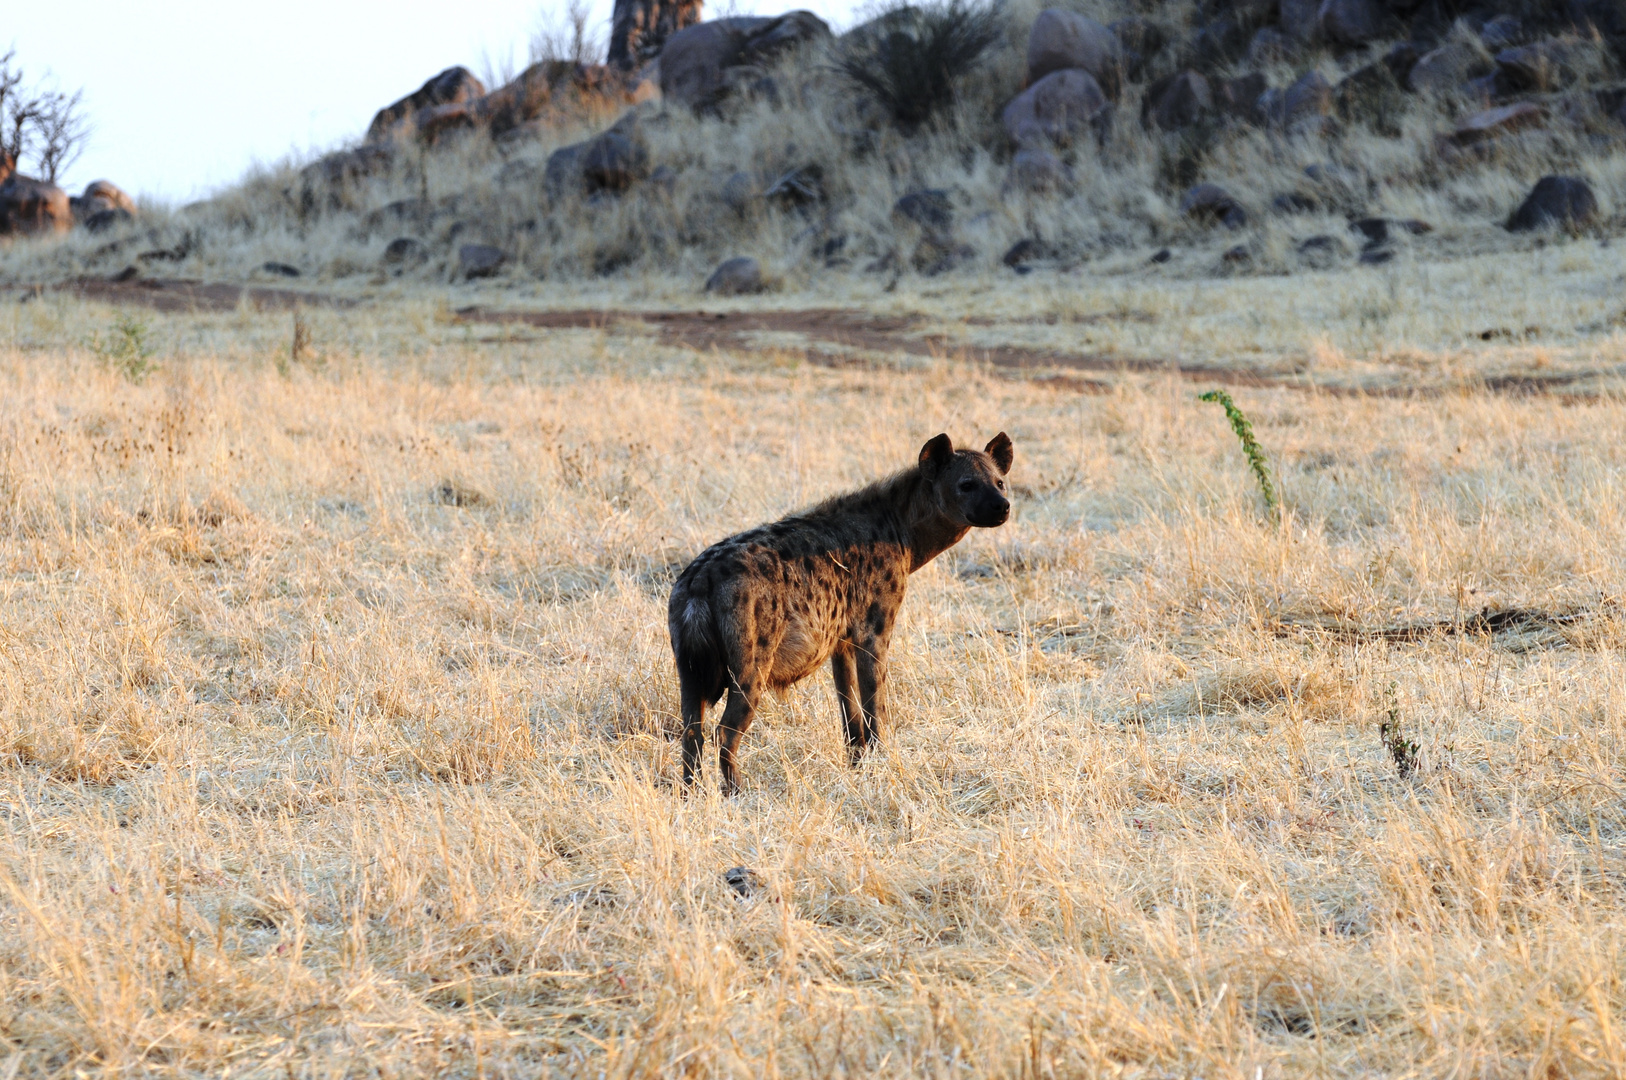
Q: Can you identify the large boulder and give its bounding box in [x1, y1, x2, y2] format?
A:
[1279, 0, 1320, 43]
[1281, 70, 1333, 129]
[0, 175, 72, 237]
[1143, 70, 1212, 129]
[1507, 176, 1598, 232]
[659, 12, 829, 110]
[581, 129, 649, 192]
[79, 180, 135, 215]
[1002, 69, 1109, 148]
[458, 244, 507, 279]
[1027, 9, 1124, 98]
[545, 142, 589, 199]
[366, 67, 486, 144]
[1495, 38, 1592, 94]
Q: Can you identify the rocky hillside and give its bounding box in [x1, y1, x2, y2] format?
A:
[4, 0, 1622, 289]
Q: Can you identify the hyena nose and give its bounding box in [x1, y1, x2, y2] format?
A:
[987, 497, 1010, 525]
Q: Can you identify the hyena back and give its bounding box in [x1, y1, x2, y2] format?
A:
[668, 432, 1014, 794]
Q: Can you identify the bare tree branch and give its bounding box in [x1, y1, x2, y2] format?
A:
[0, 49, 90, 185]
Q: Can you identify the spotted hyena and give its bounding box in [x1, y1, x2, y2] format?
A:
[668, 432, 1014, 794]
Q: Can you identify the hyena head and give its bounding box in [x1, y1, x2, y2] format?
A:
[918, 432, 1014, 528]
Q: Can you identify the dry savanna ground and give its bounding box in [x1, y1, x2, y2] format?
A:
[0, 249, 1624, 1078]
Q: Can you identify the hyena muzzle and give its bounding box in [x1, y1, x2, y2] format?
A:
[668, 432, 1014, 794]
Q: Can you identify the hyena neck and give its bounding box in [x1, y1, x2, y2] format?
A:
[888, 468, 970, 572]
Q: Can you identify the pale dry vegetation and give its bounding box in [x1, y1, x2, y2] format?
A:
[0, 263, 1623, 1078]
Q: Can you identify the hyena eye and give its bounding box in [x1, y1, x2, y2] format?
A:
[957, 478, 977, 492]
[996, 479, 1005, 490]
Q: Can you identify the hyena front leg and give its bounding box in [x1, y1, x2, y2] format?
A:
[853, 636, 889, 756]
[831, 646, 867, 764]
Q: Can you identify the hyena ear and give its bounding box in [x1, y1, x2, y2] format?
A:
[985, 432, 1013, 475]
[919, 433, 954, 479]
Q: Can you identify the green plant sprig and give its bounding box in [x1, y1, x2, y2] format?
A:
[1198, 389, 1279, 523]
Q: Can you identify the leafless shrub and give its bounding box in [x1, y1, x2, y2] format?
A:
[0, 49, 91, 183]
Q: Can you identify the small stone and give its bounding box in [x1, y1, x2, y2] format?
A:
[458, 244, 507, 279]
[1002, 238, 1050, 268]
[1143, 70, 1212, 129]
[261, 262, 301, 278]
[1448, 101, 1544, 146]
[1180, 183, 1247, 229]
[1359, 248, 1394, 265]
[705, 256, 766, 295]
[723, 866, 762, 897]
[1507, 175, 1598, 232]
[383, 237, 426, 266]
[892, 189, 953, 231]
[1317, 0, 1385, 47]
[1149, 248, 1172, 263]
[1005, 148, 1073, 194]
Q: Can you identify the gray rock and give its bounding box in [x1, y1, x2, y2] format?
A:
[544, 142, 587, 199]
[705, 256, 766, 294]
[1180, 183, 1247, 229]
[383, 237, 427, 267]
[1448, 101, 1544, 146]
[261, 262, 301, 278]
[1507, 175, 1598, 232]
[582, 130, 648, 193]
[1144, 70, 1212, 129]
[1218, 73, 1268, 121]
[1002, 238, 1052, 268]
[1496, 38, 1590, 93]
[459, 244, 507, 279]
[763, 165, 824, 207]
[1317, 0, 1385, 47]
[1110, 16, 1164, 78]
[366, 66, 486, 144]
[83, 207, 134, 233]
[660, 12, 829, 110]
[893, 189, 953, 230]
[912, 233, 975, 275]
[1279, 0, 1320, 43]
[1297, 234, 1347, 268]
[1249, 27, 1297, 65]
[720, 170, 756, 214]
[1480, 16, 1523, 51]
[1004, 148, 1074, 194]
[1408, 42, 1492, 94]
[1027, 9, 1125, 97]
[1002, 69, 1109, 148]
[1282, 70, 1333, 129]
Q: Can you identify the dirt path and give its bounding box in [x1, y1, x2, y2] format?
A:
[33, 278, 1621, 399]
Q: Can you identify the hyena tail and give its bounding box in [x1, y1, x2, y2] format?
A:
[670, 594, 729, 707]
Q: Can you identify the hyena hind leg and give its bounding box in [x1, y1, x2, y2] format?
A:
[678, 679, 709, 790]
[831, 648, 868, 765]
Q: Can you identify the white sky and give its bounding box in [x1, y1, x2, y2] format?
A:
[7, 0, 864, 204]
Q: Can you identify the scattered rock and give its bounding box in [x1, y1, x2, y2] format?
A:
[1180, 183, 1247, 229]
[1002, 69, 1109, 148]
[261, 261, 301, 278]
[1408, 42, 1493, 94]
[1274, 191, 1319, 213]
[1297, 234, 1347, 267]
[1143, 70, 1211, 129]
[1280, 70, 1333, 130]
[705, 255, 766, 294]
[723, 866, 762, 897]
[545, 143, 588, 200]
[0, 175, 71, 236]
[1248, 27, 1296, 64]
[367, 67, 486, 144]
[1507, 175, 1598, 232]
[763, 165, 824, 207]
[1002, 237, 1051, 268]
[912, 233, 975, 275]
[582, 130, 648, 193]
[1149, 247, 1172, 263]
[303, 145, 395, 187]
[1027, 9, 1125, 98]
[76, 180, 136, 219]
[1004, 148, 1074, 194]
[1279, 0, 1320, 43]
[720, 170, 757, 215]
[1359, 247, 1394, 265]
[459, 244, 508, 279]
[1448, 101, 1544, 146]
[1110, 16, 1164, 79]
[1495, 38, 1591, 94]
[413, 102, 478, 145]
[1217, 73, 1268, 121]
[1337, 61, 1405, 132]
[382, 237, 427, 267]
[1317, 0, 1386, 47]
[83, 208, 134, 233]
[892, 189, 953, 230]
[1479, 16, 1523, 51]
[1222, 244, 1251, 264]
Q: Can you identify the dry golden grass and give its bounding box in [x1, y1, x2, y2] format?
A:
[0, 267, 1623, 1078]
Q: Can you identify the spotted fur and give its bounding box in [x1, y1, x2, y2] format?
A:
[668, 432, 1014, 794]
